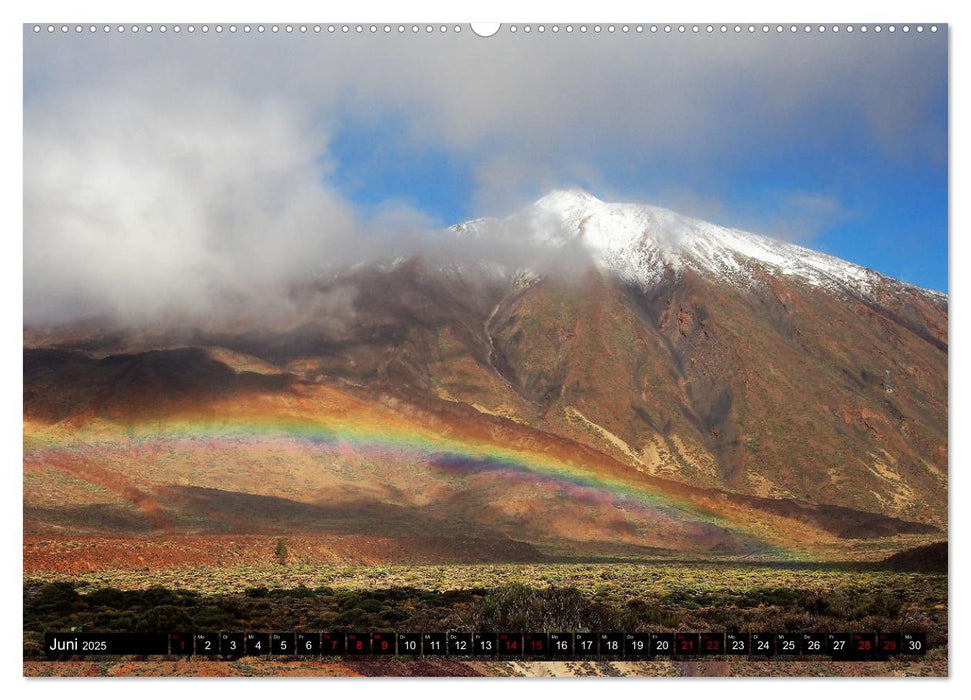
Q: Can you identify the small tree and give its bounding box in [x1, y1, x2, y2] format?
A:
[274, 538, 289, 566]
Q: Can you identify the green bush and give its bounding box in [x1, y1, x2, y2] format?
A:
[105, 614, 137, 631]
[358, 598, 384, 613]
[275, 539, 288, 566]
[134, 586, 186, 608]
[134, 605, 194, 632]
[190, 606, 236, 629]
[471, 584, 618, 632]
[85, 587, 127, 607]
[35, 582, 82, 612]
[625, 598, 681, 629]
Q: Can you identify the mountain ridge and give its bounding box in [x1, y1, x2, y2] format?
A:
[450, 188, 946, 302]
[23, 189, 948, 557]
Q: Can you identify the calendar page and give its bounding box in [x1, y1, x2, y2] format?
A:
[22, 18, 948, 679]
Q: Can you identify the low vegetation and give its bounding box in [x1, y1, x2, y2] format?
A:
[23, 562, 946, 658]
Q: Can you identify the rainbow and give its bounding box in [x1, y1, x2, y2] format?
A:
[31, 410, 795, 556]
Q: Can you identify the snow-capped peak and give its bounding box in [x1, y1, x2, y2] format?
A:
[451, 188, 944, 301]
[534, 187, 604, 212]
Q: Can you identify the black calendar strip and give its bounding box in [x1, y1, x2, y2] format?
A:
[43, 631, 927, 660]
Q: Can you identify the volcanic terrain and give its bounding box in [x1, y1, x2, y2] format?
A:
[23, 190, 947, 569]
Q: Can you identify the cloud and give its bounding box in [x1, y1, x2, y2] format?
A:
[25, 86, 362, 325]
[593, 186, 849, 244]
[23, 28, 946, 326]
[25, 30, 946, 171]
[470, 154, 605, 217]
[769, 192, 848, 241]
[22, 82, 593, 328]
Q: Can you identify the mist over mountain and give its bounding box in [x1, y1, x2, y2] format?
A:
[25, 190, 947, 537]
[24, 26, 947, 330]
[25, 188, 943, 331]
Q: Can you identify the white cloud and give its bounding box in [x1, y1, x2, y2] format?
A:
[23, 28, 946, 325]
[25, 88, 360, 325]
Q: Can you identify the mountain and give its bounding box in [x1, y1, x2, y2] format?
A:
[444, 190, 947, 523]
[473, 188, 945, 300]
[23, 190, 947, 564]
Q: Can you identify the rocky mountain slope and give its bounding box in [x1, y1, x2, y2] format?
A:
[24, 190, 948, 555]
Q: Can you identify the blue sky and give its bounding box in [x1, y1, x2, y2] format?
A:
[331, 74, 948, 292]
[24, 27, 949, 323]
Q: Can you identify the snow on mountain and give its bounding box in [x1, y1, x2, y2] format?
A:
[451, 188, 945, 301]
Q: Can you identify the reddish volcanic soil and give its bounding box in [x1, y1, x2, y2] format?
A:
[23, 653, 947, 677]
[23, 532, 547, 574]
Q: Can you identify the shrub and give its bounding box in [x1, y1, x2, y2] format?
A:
[134, 586, 184, 608]
[470, 584, 619, 632]
[105, 614, 137, 631]
[134, 605, 193, 632]
[275, 539, 289, 566]
[35, 582, 82, 613]
[190, 606, 236, 629]
[85, 587, 127, 608]
[625, 598, 681, 629]
[335, 607, 372, 627]
[358, 599, 384, 613]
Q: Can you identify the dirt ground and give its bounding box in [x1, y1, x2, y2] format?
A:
[23, 649, 946, 677]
